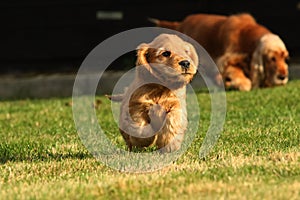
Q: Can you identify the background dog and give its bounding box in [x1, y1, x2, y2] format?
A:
[216, 53, 251, 91]
[151, 13, 289, 90]
[116, 34, 198, 153]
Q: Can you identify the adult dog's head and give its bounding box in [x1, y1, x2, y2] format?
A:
[136, 34, 198, 90]
[251, 34, 289, 88]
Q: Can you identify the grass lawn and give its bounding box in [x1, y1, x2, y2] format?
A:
[0, 80, 299, 200]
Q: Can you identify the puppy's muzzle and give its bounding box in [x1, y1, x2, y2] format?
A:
[179, 60, 190, 70]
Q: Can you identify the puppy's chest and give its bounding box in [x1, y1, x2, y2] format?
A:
[129, 85, 181, 113]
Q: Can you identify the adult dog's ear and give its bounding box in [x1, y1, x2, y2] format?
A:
[136, 43, 152, 72]
[250, 44, 264, 89]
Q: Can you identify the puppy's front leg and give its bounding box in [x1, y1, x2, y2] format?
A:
[120, 103, 161, 149]
[155, 107, 187, 153]
[128, 104, 167, 147]
[148, 104, 167, 132]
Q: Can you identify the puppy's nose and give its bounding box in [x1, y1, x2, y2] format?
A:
[277, 74, 287, 80]
[179, 60, 190, 69]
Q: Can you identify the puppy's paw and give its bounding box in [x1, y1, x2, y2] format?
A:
[148, 104, 167, 132]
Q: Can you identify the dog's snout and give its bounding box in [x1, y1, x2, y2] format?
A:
[179, 60, 190, 69]
[277, 74, 287, 81]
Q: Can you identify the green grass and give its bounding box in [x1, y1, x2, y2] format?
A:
[1, 80, 300, 200]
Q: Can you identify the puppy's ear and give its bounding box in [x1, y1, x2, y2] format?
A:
[187, 43, 199, 67]
[136, 43, 152, 71]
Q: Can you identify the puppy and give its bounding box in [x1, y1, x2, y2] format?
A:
[117, 34, 198, 153]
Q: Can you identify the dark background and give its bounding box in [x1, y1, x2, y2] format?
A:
[1, 0, 300, 75]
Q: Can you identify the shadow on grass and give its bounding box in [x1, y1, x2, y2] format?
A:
[0, 142, 93, 164]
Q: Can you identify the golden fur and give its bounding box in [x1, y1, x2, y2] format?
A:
[216, 53, 251, 91]
[116, 34, 198, 153]
[152, 13, 289, 90]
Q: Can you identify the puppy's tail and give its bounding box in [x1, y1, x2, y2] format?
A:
[105, 94, 123, 102]
[148, 17, 180, 30]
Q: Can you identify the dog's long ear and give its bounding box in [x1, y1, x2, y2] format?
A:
[136, 43, 152, 72]
[187, 43, 199, 68]
[216, 53, 230, 73]
[250, 44, 264, 89]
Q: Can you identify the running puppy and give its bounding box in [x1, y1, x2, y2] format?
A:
[118, 34, 198, 153]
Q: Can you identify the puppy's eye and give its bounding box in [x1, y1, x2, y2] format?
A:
[162, 51, 171, 57]
[271, 56, 276, 62]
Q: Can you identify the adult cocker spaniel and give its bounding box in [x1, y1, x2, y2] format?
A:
[151, 13, 289, 91]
